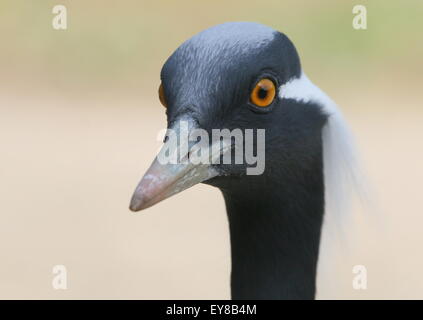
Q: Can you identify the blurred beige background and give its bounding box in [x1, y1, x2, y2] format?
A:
[0, 0, 422, 299]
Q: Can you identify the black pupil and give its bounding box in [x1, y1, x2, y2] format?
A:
[258, 87, 268, 99]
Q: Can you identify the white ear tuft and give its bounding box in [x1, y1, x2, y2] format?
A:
[280, 73, 366, 233]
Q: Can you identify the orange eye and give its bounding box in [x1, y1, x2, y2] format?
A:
[250, 78, 276, 107]
[158, 83, 167, 108]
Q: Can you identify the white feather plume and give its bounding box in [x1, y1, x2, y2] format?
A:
[280, 73, 366, 234]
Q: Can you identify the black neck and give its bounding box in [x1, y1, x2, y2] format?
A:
[221, 161, 325, 299]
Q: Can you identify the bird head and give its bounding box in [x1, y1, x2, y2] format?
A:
[130, 22, 328, 212]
